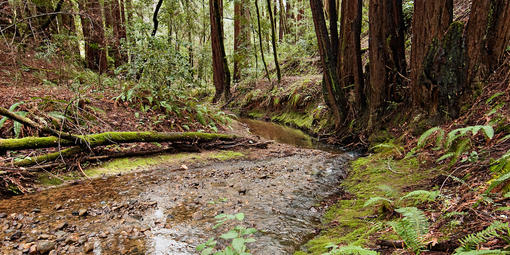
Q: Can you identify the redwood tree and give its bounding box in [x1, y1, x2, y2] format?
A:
[310, 0, 346, 127]
[266, 0, 281, 83]
[368, 0, 406, 128]
[79, 0, 107, 73]
[410, 0, 453, 110]
[210, 0, 231, 102]
[338, 0, 364, 118]
[233, 0, 251, 82]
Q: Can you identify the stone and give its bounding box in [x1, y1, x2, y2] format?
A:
[28, 244, 37, 254]
[78, 209, 88, 217]
[36, 240, 55, 254]
[10, 231, 22, 240]
[83, 242, 94, 253]
[0, 213, 6, 218]
[32, 208, 41, 213]
[54, 204, 62, 210]
[54, 222, 67, 231]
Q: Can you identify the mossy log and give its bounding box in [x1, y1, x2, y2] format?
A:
[14, 147, 82, 167]
[0, 132, 237, 151]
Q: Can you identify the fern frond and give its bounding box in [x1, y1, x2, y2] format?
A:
[486, 172, 510, 194]
[388, 220, 424, 254]
[416, 127, 444, 150]
[326, 245, 379, 255]
[400, 190, 439, 204]
[395, 207, 429, 236]
[455, 250, 510, 255]
[458, 221, 510, 251]
[363, 197, 393, 208]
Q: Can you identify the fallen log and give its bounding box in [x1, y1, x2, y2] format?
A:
[0, 106, 85, 145]
[0, 131, 237, 151]
[6, 132, 237, 167]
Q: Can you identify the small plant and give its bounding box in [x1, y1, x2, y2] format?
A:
[388, 207, 429, 254]
[0, 101, 27, 138]
[197, 213, 257, 255]
[454, 221, 510, 254]
[324, 244, 379, 255]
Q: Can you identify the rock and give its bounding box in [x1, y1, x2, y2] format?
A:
[38, 234, 52, 240]
[78, 236, 87, 245]
[28, 244, 37, 254]
[0, 213, 6, 218]
[83, 242, 94, 253]
[10, 231, 22, 240]
[78, 209, 88, 217]
[54, 222, 68, 231]
[49, 250, 57, 255]
[98, 232, 107, 238]
[65, 234, 79, 244]
[54, 204, 62, 210]
[36, 240, 55, 254]
[32, 208, 41, 213]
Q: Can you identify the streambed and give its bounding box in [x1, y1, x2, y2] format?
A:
[0, 120, 352, 254]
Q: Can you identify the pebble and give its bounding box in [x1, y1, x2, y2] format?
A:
[78, 209, 88, 217]
[32, 208, 41, 213]
[0, 213, 6, 218]
[54, 204, 62, 210]
[28, 244, 37, 254]
[83, 242, 94, 253]
[38, 234, 52, 240]
[10, 231, 22, 240]
[36, 240, 55, 254]
[54, 222, 68, 231]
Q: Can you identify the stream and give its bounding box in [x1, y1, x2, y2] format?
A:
[0, 120, 352, 255]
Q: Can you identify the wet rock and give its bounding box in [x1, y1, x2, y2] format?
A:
[28, 244, 37, 254]
[0, 213, 6, 218]
[10, 231, 22, 240]
[83, 242, 94, 253]
[78, 209, 88, 217]
[38, 234, 52, 240]
[54, 222, 67, 231]
[36, 240, 55, 254]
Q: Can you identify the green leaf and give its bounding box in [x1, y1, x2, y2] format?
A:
[196, 243, 207, 251]
[241, 228, 257, 235]
[481, 126, 494, 139]
[201, 247, 214, 255]
[235, 213, 245, 221]
[232, 238, 246, 253]
[220, 230, 239, 240]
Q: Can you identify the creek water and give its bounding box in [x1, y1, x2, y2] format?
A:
[0, 120, 352, 255]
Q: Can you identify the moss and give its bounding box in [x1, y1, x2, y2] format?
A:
[38, 150, 245, 185]
[296, 150, 431, 254]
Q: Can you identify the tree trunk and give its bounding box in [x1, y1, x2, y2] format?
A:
[233, 0, 251, 82]
[151, 0, 164, 36]
[266, 0, 282, 83]
[338, 0, 364, 118]
[367, 0, 406, 128]
[310, 0, 346, 128]
[255, 0, 271, 83]
[466, 0, 510, 84]
[278, 0, 285, 41]
[410, 0, 453, 110]
[210, 0, 231, 103]
[78, 0, 107, 73]
[111, 0, 126, 67]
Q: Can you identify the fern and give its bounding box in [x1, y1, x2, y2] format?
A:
[325, 244, 379, 255]
[400, 190, 439, 204]
[388, 207, 429, 254]
[446, 126, 494, 150]
[395, 207, 429, 236]
[388, 219, 424, 254]
[456, 221, 510, 252]
[363, 197, 393, 208]
[417, 127, 445, 150]
[486, 172, 510, 194]
[455, 250, 510, 255]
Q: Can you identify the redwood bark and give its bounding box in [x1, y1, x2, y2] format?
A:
[465, 0, 510, 85]
[79, 0, 107, 73]
[368, 0, 406, 128]
[210, 0, 231, 102]
[233, 0, 251, 82]
[410, 0, 453, 109]
[310, 0, 346, 127]
[255, 0, 271, 83]
[338, 0, 364, 117]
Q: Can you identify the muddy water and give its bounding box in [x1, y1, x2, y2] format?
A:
[0, 121, 352, 255]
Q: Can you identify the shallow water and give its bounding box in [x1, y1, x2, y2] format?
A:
[0, 120, 352, 254]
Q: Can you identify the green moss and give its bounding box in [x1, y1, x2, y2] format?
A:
[38, 150, 245, 185]
[208, 151, 244, 161]
[296, 150, 431, 254]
